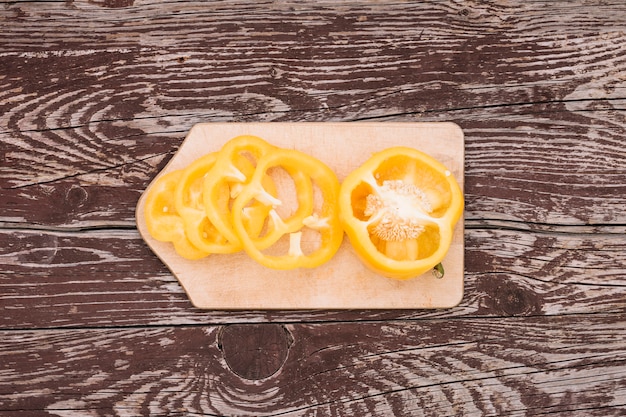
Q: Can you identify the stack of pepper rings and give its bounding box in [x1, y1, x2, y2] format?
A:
[143, 135, 344, 271]
[143, 135, 464, 280]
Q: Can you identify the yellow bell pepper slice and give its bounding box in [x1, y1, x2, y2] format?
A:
[202, 135, 279, 246]
[173, 152, 241, 254]
[232, 166, 314, 251]
[231, 148, 343, 270]
[143, 170, 210, 260]
[175, 150, 279, 253]
[339, 147, 463, 280]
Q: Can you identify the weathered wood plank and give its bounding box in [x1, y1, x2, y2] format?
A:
[2, 107, 625, 227]
[2, 120, 624, 230]
[1, 227, 624, 328]
[1, 315, 625, 416]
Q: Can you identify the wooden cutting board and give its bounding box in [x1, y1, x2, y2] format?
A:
[136, 122, 465, 309]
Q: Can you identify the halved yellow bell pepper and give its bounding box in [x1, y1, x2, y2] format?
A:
[231, 148, 343, 270]
[143, 170, 210, 260]
[339, 147, 463, 279]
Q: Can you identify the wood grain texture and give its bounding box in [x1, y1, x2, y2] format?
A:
[1, 0, 625, 415]
[1, 316, 625, 416]
[1, 227, 624, 328]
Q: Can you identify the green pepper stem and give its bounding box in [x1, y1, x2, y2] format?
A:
[432, 262, 444, 279]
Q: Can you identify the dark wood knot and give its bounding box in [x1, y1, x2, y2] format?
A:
[43, 183, 90, 224]
[478, 274, 543, 316]
[65, 184, 89, 209]
[219, 324, 292, 380]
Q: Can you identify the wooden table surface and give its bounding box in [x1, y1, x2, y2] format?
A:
[1, 1, 625, 416]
